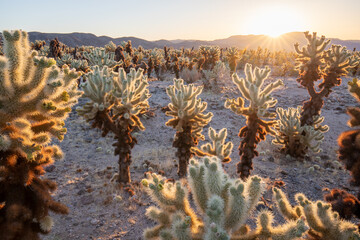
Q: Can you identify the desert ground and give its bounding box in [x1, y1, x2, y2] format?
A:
[43, 73, 358, 240]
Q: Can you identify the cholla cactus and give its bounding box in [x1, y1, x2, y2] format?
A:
[83, 47, 119, 69]
[105, 41, 116, 52]
[0, 30, 82, 239]
[199, 46, 220, 70]
[225, 63, 283, 179]
[165, 79, 213, 177]
[57, 53, 89, 73]
[338, 78, 360, 185]
[150, 49, 163, 80]
[202, 60, 230, 92]
[273, 188, 360, 240]
[226, 47, 241, 74]
[295, 32, 358, 126]
[191, 127, 233, 163]
[142, 156, 307, 240]
[77, 66, 150, 183]
[273, 107, 329, 157]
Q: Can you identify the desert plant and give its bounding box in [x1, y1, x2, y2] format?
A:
[226, 47, 241, 74]
[180, 68, 202, 84]
[202, 60, 230, 92]
[294, 31, 358, 126]
[31, 40, 46, 51]
[199, 46, 220, 70]
[273, 106, 328, 157]
[105, 41, 116, 53]
[77, 66, 150, 183]
[225, 63, 283, 179]
[0, 30, 82, 240]
[49, 38, 62, 59]
[338, 78, 360, 186]
[165, 79, 213, 177]
[191, 127, 233, 163]
[273, 187, 360, 240]
[324, 189, 360, 221]
[141, 156, 308, 240]
[83, 47, 119, 69]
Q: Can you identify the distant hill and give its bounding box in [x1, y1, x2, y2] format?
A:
[1, 31, 359, 51]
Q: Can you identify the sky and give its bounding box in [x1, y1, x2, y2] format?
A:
[0, 0, 359, 41]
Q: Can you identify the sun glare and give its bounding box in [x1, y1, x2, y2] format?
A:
[243, 5, 305, 37]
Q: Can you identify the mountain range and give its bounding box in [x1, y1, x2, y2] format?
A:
[1, 31, 360, 52]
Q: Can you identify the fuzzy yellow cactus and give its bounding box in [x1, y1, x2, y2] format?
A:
[273, 106, 329, 157]
[0, 31, 82, 161]
[142, 156, 307, 240]
[77, 66, 150, 183]
[165, 79, 213, 176]
[191, 127, 233, 163]
[0, 30, 81, 239]
[273, 187, 360, 240]
[225, 63, 283, 179]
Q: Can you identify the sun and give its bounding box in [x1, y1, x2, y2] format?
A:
[243, 5, 305, 37]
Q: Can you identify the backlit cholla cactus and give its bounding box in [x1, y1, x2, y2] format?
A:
[83, 47, 120, 69]
[57, 53, 89, 73]
[77, 66, 150, 183]
[226, 47, 241, 74]
[142, 156, 307, 240]
[202, 60, 230, 92]
[273, 188, 360, 240]
[105, 41, 116, 53]
[191, 127, 233, 163]
[338, 78, 360, 185]
[295, 31, 358, 126]
[0, 30, 82, 240]
[273, 106, 328, 157]
[165, 79, 213, 177]
[199, 46, 221, 70]
[225, 63, 283, 179]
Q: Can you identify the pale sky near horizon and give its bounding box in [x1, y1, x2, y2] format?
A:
[0, 0, 359, 40]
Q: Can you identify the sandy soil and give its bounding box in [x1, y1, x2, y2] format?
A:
[43, 73, 359, 240]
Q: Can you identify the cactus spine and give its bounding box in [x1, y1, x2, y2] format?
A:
[0, 30, 82, 239]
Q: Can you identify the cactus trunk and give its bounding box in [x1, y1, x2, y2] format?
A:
[238, 114, 259, 180]
[115, 124, 135, 183]
[0, 151, 69, 240]
[94, 111, 136, 184]
[173, 125, 197, 177]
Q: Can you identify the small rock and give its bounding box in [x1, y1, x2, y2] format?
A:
[45, 165, 56, 172]
[80, 195, 94, 205]
[90, 219, 99, 225]
[267, 156, 275, 162]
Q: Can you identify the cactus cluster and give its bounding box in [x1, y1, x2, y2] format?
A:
[273, 187, 360, 240]
[225, 63, 283, 179]
[142, 156, 308, 240]
[338, 78, 360, 186]
[295, 32, 358, 127]
[0, 30, 82, 239]
[273, 106, 328, 157]
[191, 127, 233, 163]
[83, 47, 119, 69]
[77, 66, 150, 183]
[165, 79, 213, 176]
